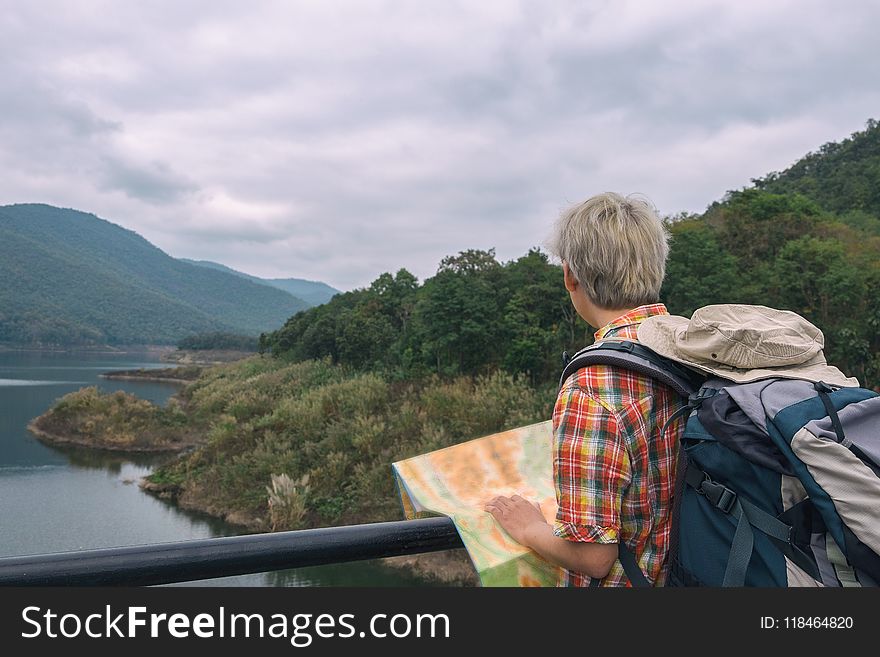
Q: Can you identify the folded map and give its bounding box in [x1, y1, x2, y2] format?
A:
[392, 420, 562, 586]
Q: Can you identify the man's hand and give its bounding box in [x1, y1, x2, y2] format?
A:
[484, 494, 549, 547]
[484, 494, 619, 579]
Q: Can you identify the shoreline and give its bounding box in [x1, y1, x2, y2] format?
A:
[99, 366, 201, 384]
[0, 343, 253, 366]
[160, 349, 255, 364]
[99, 374, 190, 384]
[380, 550, 480, 586]
[26, 422, 186, 453]
[0, 344, 176, 355]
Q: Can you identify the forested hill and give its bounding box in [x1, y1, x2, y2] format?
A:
[0, 204, 313, 346]
[262, 120, 880, 389]
[752, 118, 880, 231]
[662, 120, 880, 389]
[180, 259, 339, 306]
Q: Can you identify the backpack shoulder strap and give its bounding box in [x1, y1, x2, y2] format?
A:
[560, 339, 707, 588]
[559, 338, 705, 398]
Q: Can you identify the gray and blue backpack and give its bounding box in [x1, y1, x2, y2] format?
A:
[559, 339, 880, 587]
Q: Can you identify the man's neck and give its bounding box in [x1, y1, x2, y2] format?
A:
[589, 305, 637, 331]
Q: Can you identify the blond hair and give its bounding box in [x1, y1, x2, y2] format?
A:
[547, 192, 670, 309]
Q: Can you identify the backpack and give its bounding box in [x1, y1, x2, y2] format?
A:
[559, 339, 880, 587]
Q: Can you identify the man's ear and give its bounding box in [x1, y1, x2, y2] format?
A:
[562, 261, 578, 293]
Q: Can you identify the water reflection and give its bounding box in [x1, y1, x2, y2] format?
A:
[46, 443, 175, 473]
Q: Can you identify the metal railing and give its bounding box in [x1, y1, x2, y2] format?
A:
[0, 517, 463, 586]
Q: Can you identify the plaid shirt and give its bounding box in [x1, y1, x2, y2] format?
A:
[553, 303, 685, 587]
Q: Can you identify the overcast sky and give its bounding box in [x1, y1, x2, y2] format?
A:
[1, 1, 878, 291]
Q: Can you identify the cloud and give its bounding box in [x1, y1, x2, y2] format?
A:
[98, 156, 198, 204]
[0, 0, 878, 290]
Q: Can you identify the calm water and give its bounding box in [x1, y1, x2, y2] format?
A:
[0, 350, 432, 586]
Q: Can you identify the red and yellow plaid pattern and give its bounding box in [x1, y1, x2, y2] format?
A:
[553, 303, 686, 587]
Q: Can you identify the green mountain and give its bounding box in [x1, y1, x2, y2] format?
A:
[753, 118, 880, 232]
[0, 204, 312, 346]
[180, 259, 339, 306]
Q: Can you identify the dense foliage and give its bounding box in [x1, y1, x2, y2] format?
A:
[263, 249, 591, 384]
[0, 204, 312, 346]
[128, 357, 551, 529]
[177, 332, 259, 351]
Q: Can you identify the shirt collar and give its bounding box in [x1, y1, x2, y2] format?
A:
[594, 303, 669, 341]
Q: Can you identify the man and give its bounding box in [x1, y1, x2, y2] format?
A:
[485, 192, 685, 586]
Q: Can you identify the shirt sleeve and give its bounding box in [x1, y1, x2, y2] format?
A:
[552, 384, 632, 544]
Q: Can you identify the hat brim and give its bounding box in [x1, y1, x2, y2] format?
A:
[637, 316, 860, 388]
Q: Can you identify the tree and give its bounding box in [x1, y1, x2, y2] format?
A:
[368, 269, 419, 333]
[771, 236, 862, 329]
[710, 190, 823, 264]
[336, 305, 397, 369]
[437, 249, 501, 276]
[662, 220, 743, 317]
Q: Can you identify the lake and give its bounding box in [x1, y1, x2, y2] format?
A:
[0, 350, 433, 586]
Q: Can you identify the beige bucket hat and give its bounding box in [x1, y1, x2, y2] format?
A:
[637, 304, 860, 387]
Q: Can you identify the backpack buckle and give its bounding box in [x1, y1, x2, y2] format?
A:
[699, 478, 738, 514]
[687, 387, 718, 410]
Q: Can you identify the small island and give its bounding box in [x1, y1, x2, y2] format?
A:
[27, 386, 199, 453]
[99, 365, 203, 384]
